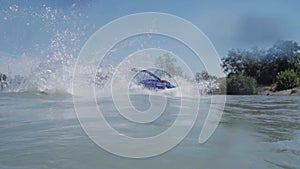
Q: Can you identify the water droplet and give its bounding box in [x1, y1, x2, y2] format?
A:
[9, 5, 19, 12]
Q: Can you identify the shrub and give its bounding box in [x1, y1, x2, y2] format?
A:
[226, 75, 257, 95]
[276, 70, 300, 90]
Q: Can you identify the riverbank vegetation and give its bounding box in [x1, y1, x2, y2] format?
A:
[219, 40, 300, 95]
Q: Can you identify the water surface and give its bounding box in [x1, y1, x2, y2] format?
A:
[0, 93, 299, 169]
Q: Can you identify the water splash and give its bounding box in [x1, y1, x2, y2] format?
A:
[0, 3, 90, 94]
[0, 4, 221, 96]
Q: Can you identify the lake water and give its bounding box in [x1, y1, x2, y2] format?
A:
[0, 93, 299, 169]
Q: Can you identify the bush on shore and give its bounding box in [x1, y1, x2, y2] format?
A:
[276, 69, 300, 90]
[226, 75, 257, 95]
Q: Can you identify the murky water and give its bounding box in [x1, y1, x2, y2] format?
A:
[0, 94, 299, 169]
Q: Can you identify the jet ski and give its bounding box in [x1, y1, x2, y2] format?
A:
[132, 69, 176, 90]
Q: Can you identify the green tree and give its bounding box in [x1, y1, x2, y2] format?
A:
[243, 48, 265, 81]
[291, 53, 300, 73]
[221, 40, 300, 85]
[221, 49, 244, 76]
[226, 75, 257, 95]
[262, 40, 300, 84]
[155, 53, 184, 77]
[195, 71, 211, 82]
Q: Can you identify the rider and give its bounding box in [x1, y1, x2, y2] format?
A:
[0, 73, 8, 89]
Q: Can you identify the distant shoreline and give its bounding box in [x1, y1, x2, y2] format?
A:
[220, 86, 300, 96]
[258, 87, 300, 96]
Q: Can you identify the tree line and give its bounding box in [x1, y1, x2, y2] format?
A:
[221, 40, 300, 94]
[154, 41, 300, 95]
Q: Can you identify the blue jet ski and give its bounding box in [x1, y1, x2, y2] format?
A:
[132, 69, 176, 90]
